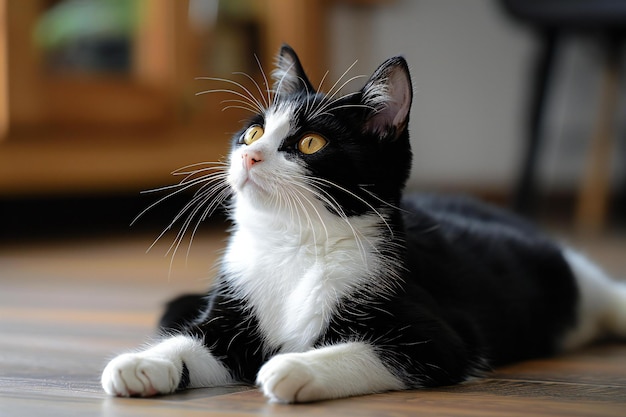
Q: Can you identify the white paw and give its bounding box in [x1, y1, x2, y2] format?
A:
[101, 352, 181, 397]
[256, 353, 325, 403]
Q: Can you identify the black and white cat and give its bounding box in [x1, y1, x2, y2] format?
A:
[102, 45, 626, 403]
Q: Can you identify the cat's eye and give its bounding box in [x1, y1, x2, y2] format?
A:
[242, 125, 264, 145]
[298, 134, 327, 155]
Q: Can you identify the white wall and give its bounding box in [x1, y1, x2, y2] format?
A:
[328, 0, 625, 193]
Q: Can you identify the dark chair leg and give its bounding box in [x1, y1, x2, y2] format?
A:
[513, 30, 558, 217]
[575, 37, 621, 231]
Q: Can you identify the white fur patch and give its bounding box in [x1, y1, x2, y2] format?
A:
[561, 249, 626, 350]
[256, 342, 405, 403]
[227, 105, 295, 201]
[223, 207, 389, 352]
[224, 102, 399, 352]
[101, 335, 232, 397]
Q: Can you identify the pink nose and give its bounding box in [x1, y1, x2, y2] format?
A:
[243, 150, 263, 170]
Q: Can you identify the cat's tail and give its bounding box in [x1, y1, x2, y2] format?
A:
[561, 249, 626, 350]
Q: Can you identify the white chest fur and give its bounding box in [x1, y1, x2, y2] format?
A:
[221, 102, 397, 353]
[222, 204, 386, 353]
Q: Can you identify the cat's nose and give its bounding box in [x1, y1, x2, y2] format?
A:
[243, 150, 263, 171]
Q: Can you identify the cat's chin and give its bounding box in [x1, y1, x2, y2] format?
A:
[230, 174, 264, 200]
[237, 178, 267, 199]
[235, 185, 277, 213]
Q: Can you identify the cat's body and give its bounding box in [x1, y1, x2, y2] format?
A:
[102, 46, 626, 403]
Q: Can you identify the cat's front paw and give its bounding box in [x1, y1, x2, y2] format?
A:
[256, 353, 325, 403]
[101, 352, 181, 397]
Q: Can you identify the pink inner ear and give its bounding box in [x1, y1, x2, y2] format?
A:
[389, 71, 412, 129]
[364, 66, 412, 139]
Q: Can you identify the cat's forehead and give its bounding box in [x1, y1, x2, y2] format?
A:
[268, 93, 329, 130]
[264, 103, 294, 140]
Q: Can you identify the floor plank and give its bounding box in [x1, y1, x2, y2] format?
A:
[1, 232, 625, 416]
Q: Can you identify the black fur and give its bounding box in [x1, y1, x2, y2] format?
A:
[159, 45, 580, 392]
[161, 193, 579, 388]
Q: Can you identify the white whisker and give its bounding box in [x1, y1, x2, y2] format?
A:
[164, 182, 231, 274]
[309, 90, 366, 121]
[171, 161, 228, 175]
[318, 75, 366, 110]
[133, 160, 231, 276]
[309, 104, 376, 121]
[359, 187, 408, 213]
[307, 177, 394, 238]
[298, 76, 313, 116]
[195, 76, 266, 113]
[291, 187, 330, 246]
[133, 175, 219, 227]
[195, 89, 263, 115]
[232, 71, 269, 109]
[177, 167, 228, 185]
[290, 177, 369, 264]
[254, 54, 273, 108]
[325, 59, 358, 98]
[317, 70, 330, 93]
[148, 180, 228, 254]
[221, 105, 260, 114]
[220, 99, 260, 114]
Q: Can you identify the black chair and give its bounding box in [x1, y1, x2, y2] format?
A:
[500, 0, 626, 229]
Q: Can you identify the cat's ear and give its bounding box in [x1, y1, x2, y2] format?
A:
[361, 56, 413, 141]
[272, 44, 316, 96]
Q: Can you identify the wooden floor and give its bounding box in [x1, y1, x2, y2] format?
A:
[1, 228, 626, 416]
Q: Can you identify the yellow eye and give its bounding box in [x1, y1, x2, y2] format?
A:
[298, 134, 327, 155]
[243, 125, 264, 145]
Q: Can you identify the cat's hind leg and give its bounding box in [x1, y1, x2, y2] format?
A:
[561, 249, 626, 350]
[256, 342, 405, 403]
[101, 334, 233, 397]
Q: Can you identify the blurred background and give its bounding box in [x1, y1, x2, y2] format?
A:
[1, 0, 625, 242]
[2, 3, 625, 406]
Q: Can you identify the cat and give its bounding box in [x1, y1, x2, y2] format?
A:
[101, 45, 626, 403]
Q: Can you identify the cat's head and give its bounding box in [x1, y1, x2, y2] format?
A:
[227, 45, 413, 221]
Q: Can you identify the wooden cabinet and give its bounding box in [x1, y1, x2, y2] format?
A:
[0, 0, 327, 196]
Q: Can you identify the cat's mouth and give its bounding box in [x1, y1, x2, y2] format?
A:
[233, 170, 267, 195]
